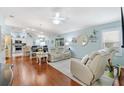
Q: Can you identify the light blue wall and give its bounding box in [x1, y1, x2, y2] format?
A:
[60, 20, 124, 65]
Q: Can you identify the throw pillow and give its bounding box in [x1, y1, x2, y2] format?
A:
[81, 55, 89, 65]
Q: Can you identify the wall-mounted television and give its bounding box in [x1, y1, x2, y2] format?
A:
[15, 48, 22, 51]
[121, 7, 124, 48]
[31, 46, 38, 52]
[15, 40, 22, 44]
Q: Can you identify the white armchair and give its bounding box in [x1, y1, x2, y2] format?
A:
[70, 52, 109, 85]
[71, 58, 93, 85]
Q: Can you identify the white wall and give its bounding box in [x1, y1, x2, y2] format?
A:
[11, 32, 33, 57]
[25, 34, 33, 46]
[0, 16, 8, 63]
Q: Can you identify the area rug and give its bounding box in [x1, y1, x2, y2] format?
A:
[48, 58, 114, 86]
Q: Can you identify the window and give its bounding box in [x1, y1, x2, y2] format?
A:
[35, 38, 46, 46]
[102, 30, 122, 56]
[55, 38, 64, 47]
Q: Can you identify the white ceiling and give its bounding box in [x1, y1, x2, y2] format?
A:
[0, 7, 121, 35]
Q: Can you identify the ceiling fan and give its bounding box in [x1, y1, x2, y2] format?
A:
[51, 12, 66, 24]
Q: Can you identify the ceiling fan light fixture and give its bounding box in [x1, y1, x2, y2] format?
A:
[55, 12, 60, 18]
[53, 19, 61, 24]
[51, 11, 66, 25]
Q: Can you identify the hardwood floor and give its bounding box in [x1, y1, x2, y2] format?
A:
[6, 56, 80, 86]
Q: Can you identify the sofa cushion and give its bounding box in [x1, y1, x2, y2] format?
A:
[56, 48, 64, 52]
[63, 49, 69, 53]
[81, 55, 89, 65]
[86, 52, 100, 66]
[88, 52, 100, 60]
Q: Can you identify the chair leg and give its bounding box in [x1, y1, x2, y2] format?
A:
[46, 57, 48, 64]
[37, 58, 39, 63]
[39, 58, 41, 65]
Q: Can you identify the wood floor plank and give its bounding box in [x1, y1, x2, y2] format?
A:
[6, 56, 80, 86]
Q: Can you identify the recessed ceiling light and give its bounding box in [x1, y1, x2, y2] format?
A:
[31, 29, 35, 31]
[26, 28, 30, 30]
[22, 29, 26, 32]
[38, 35, 45, 38]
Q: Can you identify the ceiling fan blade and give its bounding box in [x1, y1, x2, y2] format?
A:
[58, 17, 65, 20]
[50, 16, 65, 21]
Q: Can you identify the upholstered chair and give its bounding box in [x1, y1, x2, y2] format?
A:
[70, 52, 109, 85]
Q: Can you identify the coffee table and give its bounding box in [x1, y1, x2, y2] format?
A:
[36, 52, 48, 64]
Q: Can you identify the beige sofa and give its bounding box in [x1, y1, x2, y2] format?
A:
[70, 49, 111, 85]
[49, 48, 71, 62]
